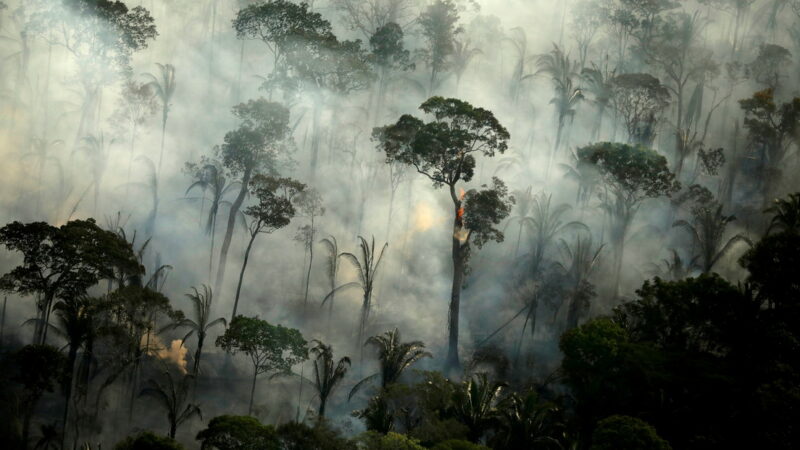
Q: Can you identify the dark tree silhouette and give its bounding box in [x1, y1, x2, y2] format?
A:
[231, 175, 304, 321]
[214, 99, 293, 292]
[216, 316, 307, 416]
[375, 97, 512, 371]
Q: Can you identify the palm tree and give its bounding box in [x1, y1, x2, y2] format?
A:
[452, 373, 506, 442]
[536, 44, 583, 175]
[77, 133, 114, 213]
[649, 248, 697, 281]
[505, 187, 535, 259]
[341, 236, 388, 352]
[492, 390, 566, 449]
[309, 340, 351, 418]
[503, 27, 536, 105]
[557, 234, 604, 329]
[319, 236, 353, 322]
[765, 192, 800, 234]
[143, 63, 177, 178]
[166, 285, 226, 376]
[673, 204, 752, 273]
[139, 370, 202, 439]
[349, 328, 431, 399]
[526, 193, 588, 276]
[185, 161, 241, 280]
[581, 59, 615, 141]
[23, 137, 63, 214]
[451, 38, 482, 93]
[559, 150, 601, 209]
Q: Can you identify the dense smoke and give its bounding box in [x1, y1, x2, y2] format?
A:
[0, 0, 798, 445]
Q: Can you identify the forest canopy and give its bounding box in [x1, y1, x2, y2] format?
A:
[0, 1, 799, 449]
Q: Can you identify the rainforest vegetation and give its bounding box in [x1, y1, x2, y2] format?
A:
[1, 0, 800, 449]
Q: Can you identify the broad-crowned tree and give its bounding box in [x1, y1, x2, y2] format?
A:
[370, 22, 414, 123]
[418, 0, 462, 95]
[609, 73, 671, 146]
[214, 99, 294, 291]
[216, 316, 308, 416]
[375, 96, 513, 371]
[29, 0, 157, 144]
[0, 219, 141, 345]
[738, 89, 800, 203]
[232, 175, 305, 321]
[577, 142, 679, 295]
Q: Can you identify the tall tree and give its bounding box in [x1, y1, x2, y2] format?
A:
[738, 89, 800, 203]
[417, 0, 462, 95]
[340, 236, 388, 352]
[13, 345, 66, 449]
[0, 219, 141, 345]
[184, 160, 240, 281]
[349, 328, 431, 399]
[375, 97, 513, 371]
[537, 44, 583, 172]
[369, 22, 414, 123]
[143, 63, 177, 179]
[232, 175, 304, 321]
[308, 340, 350, 418]
[214, 99, 293, 291]
[30, 0, 157, 146]
[216, 316, 308, 416]
[609, 73, 671, 146]
[166, 285, 226, 376]
[673, 203, 751, 273]
[139, 371, 202, 439]
[577, 142, 680, 294]
[293, 188, 324, 306]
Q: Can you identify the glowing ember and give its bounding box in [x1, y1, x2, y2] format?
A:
[146, 335, 188, 373]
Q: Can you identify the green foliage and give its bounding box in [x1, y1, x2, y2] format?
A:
[609, 74, 671, 145]
[370, 23, 414, 72]
[375, 97, 509, 188]
[13, 344, 66, 399]
[765, 192, 800, 234]
[591, 415, 671, 450]
[216, 99, 293, 177]
[740, 230, 800, 310]
[196, 415, 279, 450]
[739, 89, 800, 168]
[577, 143, 680, 202]
[309, 340, 351, 417]
[431, 439, 489, 450]
[614, 274, 752, 353]
[216, 316, 308, 377]
[245, 175, 305, 235]
[451, 373, 505, 442]
[357, 431, 426, 450]
[276, 420, 353, 450]
[114, 432, 184, 450]
[462, 178, 514, 248]
[418, 0, 462, 88]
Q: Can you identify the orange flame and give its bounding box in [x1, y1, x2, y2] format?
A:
[456, 188, 466, 221]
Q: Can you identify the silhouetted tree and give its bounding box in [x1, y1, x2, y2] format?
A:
[376, 96, 512, 371]
[214, 99, 293, 291]
[232, 175, 304, 321]
[216, 316, 307, 416]
[577, 142, 680, 294]
[139, 371, 201, 439]
[308, 340, 351, 417]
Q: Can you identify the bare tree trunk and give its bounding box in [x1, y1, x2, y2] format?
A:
[216, 167, 252, 291]
[232, 232, 257, 322]
[303, 217, 314, 306]
[445, 190, 465, 373]
[248, 367, 257, 416]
